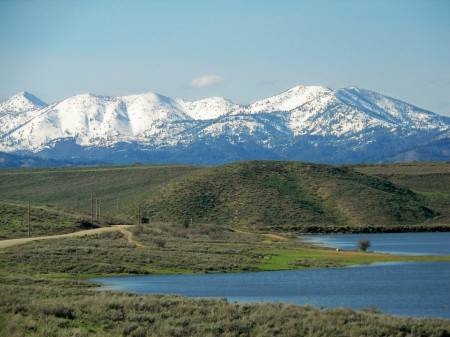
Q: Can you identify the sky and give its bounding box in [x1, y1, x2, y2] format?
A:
[0, 0, 449, 116]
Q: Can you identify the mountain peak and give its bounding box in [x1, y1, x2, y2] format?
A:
[12, 91, 47, 106]
[180, 96, 240, 120]
[243, 85, 333, 114]
[0, 91, 47, 113]
[287, 85, 332, 92]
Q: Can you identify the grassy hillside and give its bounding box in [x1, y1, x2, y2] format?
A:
[143, 161, 437, 231]
[0, 161, 446, 233]
[354, 162, 450, 225]
[0, 200, 88, 239]
[0, 164, 200, 220]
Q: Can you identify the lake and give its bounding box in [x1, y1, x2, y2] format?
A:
[92, 233, 450, 319]
[300, 232, 450, 256]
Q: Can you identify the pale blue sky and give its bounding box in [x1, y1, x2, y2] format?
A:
[1, 0, 449, 116]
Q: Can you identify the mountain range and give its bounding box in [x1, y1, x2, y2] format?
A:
[0, 86, 449, 166]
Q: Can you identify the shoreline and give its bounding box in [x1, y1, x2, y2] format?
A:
[89, 260, 450, 320]
[263, 224, 450, 234]
[1, 227, 450, 335]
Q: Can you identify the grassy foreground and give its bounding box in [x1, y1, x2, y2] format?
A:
[1, 223, 450, 336]
[2, 280, 450, 337]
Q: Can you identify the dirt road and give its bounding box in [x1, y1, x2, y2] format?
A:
[0, 225, 133, 249]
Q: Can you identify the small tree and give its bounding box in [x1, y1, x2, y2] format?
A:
[358, 239, 371, 252]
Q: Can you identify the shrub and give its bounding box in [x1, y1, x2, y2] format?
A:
[358, 239, 371, 251]
[153, 238, 166, 248]
[132, 225, 144, 237]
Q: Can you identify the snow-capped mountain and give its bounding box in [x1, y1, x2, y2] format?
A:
[0, 92, 48, 136]
[178, 97, 240, 120]
[237, 85, 333, 114]
[0, 86, 449, 166]
[0, 91, 46, 113]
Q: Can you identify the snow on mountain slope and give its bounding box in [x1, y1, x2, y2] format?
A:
[335, 87, 449, 130]
[47, 94, 134, 142]
[0, 91, 47, 113]
[186, 113, 291, 146]
[0, 92, 48, 136]
[1, 94, 126, 150]
[0, 92, 195, 151]
[288, 92, 394, 137]
[0, 86, 449, 163]
[284, 86, 449, 137]
[178, 97, 240, 120]
[237, 86, 333, 114]
[120, 92, 192, 135]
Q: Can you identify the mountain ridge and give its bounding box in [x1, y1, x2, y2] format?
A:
[1, 85, 449, 165]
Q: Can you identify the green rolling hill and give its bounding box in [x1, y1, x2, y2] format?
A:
[353, 162, 450, 226]
[142, 161, 438, 231]
[0, 164, 200, 217]
[0, 200, 88, 239]
[0, 161, 448, 235]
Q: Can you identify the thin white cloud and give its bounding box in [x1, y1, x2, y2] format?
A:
[188, 75, 225, 88]
[426, 79, 450, 87]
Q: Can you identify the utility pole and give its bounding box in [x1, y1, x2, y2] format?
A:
[138, 204, 141, 226]
[91, 196, 94, 223]
[27, 202, 31, 237]
[98, 198, 101, 221]
[94, 198, 101, 222]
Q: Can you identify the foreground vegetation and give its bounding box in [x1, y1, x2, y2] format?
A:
[1, 223, 450, 336]
[2, 278, 450, 337]
[2, 223, 447, 277]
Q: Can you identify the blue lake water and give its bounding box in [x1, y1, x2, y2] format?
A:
[300, 232, 450, 256]
[92, 233, 450, 319]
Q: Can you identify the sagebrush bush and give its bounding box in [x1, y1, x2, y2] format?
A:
[1, 282, 449, 337]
